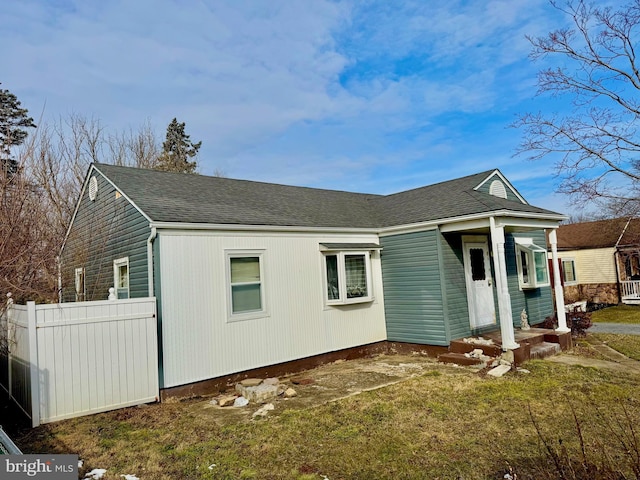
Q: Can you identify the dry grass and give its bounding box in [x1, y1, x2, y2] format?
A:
[592, 333, 640, 361]
[591, 304, 640, 324]
[13, 355, 640, 480]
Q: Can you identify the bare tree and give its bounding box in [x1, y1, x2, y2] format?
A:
[515, 0, 640, 213]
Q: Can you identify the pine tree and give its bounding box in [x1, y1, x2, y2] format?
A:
[0, 85, 36, 175]
[156, 118, 201, 174]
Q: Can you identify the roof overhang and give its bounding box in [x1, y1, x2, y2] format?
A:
[319, 242, 382, 251]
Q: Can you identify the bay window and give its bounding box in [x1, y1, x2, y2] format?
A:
[323, 250, 372, 304]
[515, 240, 549, 289]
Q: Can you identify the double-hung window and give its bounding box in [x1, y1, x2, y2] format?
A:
[75, 267, 86, 302]
[515, 239, 549, 289]
[113, 257, 130, 299]
[322, 247, 374, 305]
[561, 258, 577, 285]
[227, 251, 266, 320]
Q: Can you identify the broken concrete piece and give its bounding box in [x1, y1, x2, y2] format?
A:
[218, 395, 238, 407]
[252, 403, 275, 417]
[500, 350, 515, 364]
[284, 387, 297, 398]
[236, 383, 280, 403]
[234, 396, 249, 407]
[262, 377, 279, 385]
[240, 378, 263, 387]
[462, 337, 494, 346]
[487, 364, 511, 378]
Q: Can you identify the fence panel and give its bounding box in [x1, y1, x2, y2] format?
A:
[2, 298, 158, 426]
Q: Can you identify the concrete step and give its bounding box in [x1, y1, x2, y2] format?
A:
[438, 352, 487, 367]
[529, 341, 561, 360]
[449, 340, 502, 357]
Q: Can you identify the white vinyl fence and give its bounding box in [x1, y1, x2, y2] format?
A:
[0, 297, 158, 427]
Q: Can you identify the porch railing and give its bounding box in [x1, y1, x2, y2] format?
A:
[620, 280, 640, 303]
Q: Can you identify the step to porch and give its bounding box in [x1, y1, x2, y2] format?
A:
[439, 328, 572, 368]
[437, 352, 487, 367]
[529, 341, 561, 360]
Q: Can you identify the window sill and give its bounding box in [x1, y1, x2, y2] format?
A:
[227, 311, 270, 323]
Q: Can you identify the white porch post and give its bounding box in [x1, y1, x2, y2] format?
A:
[548, 229, 570, 332]
[490, 217, 519, 350]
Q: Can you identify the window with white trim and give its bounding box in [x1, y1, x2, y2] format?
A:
[324, 251, 372, 304]
[75, 267, 86, 302]
[113, 257, 130, 299]
[515, 239, 549, 289]
[562, 258, 578, 285]
[227, 251, 266, 319]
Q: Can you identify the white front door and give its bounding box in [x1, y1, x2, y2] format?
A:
[462, 237, 496, 328]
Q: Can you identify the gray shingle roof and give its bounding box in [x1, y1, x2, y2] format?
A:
[93, 163, 562, 229]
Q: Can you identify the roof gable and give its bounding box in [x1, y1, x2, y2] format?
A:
[473, 170, 527, 204]
[89, 164, 562, 230]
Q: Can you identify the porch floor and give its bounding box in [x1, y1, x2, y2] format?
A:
[439, 327, 572, 367]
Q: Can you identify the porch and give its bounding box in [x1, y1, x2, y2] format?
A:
[439, 327, 572, 367]
[620, 280, 640, 305]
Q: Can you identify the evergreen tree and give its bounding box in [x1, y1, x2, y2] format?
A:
[0, 84, 36, 175]
[156, 118, 201, 174]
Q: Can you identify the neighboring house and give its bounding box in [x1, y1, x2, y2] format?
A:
[60, 164, 567, 396]
[552, 218, 640, 305]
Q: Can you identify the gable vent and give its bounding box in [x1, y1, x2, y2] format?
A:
[489, 180, 507, 199]
[88, 176, 98, 201]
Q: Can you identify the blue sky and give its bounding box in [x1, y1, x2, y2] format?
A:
[3, 0, 576, 213]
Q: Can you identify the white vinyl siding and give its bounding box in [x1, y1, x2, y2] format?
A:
[157, 231, 387, 388]
[560, 248, 617, 284]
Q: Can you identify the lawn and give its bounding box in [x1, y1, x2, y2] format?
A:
[591, 304, 640, 324]
[14, 346, 640, 480]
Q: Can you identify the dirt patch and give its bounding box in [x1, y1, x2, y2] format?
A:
[186, 353, 447, 425]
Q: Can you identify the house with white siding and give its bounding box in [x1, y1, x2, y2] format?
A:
[552, 218, 640, 305]
[61, 164, 569, 396]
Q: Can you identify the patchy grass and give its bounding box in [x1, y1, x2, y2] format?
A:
[14, 357, 640, 480]
[592, 333, 640, 361]
[591, 304, 640, 324]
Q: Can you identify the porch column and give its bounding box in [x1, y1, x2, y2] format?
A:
[548, 229, 570, 332]
[489, 217, 519, 350]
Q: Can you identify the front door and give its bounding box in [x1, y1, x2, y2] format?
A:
[462, 236, 496, 328]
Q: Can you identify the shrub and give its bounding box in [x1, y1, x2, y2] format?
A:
[542, 309, 592, 337]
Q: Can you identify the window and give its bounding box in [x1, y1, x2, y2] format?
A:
[515, 240, 549, 289]
[75, 267, 86, 302]
[561, 258, 577, 285]
[323, 251, 372, 304]
[113, 257, 129, 299]
[227, 251, 266, 319]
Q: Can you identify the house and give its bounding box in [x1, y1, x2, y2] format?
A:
[60, 163, 569, 396]
[552, 217, 640, 305]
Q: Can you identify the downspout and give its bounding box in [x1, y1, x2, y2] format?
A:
[147, 227, 157, 297]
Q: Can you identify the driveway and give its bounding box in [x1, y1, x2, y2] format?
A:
[590, 322, 640, 335]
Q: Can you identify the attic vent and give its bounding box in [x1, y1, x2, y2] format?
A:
[489, 180, 507, 199]
[88, 176, 98, 201]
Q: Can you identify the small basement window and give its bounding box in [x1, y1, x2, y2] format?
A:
[515, 239, 549, 289]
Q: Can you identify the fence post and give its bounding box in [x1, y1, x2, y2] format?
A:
[27, 301, 40, 428]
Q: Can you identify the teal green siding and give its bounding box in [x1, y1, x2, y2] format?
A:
[61, 172, 150, 302]
[476, 177, 521, 202]
[440, 233, 472, 340]
[506, 231, 554, 325]
[380, 230, 447, 345]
